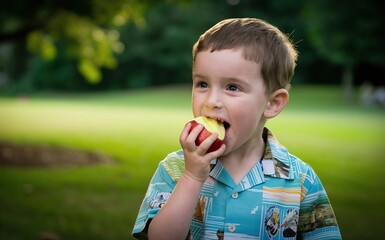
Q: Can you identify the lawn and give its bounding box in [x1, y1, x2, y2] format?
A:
[0, 85, 384, 239]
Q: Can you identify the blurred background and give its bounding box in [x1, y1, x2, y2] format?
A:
[0, 0, 384, 239]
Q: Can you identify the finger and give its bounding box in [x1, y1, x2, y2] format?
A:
[206, 143, 226, 159]
[196, 132, 218, 155]
[180, 124, 204, 151]
[185, 124, 204, 144]
[179, 122, 192, 142]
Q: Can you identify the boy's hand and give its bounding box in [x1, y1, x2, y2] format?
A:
[179, 123, 226, 184]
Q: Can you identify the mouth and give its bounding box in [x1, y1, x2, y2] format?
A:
[214, 118, 230, 130]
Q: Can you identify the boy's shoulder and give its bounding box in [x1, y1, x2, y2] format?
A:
[159, 150, 186, 182]
[262, 128, 316, 180]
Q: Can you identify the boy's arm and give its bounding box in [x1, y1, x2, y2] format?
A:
[147, 173, 203, 239]
[297, 167, 342, 239]
[148, 123, 225, 239]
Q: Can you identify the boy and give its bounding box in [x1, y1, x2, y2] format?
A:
[132, 18, 341, 239]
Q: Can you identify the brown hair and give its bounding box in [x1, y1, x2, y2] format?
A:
[192, 18, 298, 94]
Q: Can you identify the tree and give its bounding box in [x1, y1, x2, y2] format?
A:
[303, 0, 385, 101]
[0, 0, 177, 83]
[109, 0, 222, 88]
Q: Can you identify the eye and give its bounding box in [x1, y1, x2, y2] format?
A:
[195, 81, 208, 88]
[227, 84, 240, 91]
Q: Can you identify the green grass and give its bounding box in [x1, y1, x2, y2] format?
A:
[0, 85, 384, 239]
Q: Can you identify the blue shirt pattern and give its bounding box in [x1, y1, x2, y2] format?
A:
[132, 128, 342, 239]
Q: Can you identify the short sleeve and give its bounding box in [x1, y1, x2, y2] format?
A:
[297, 167, 342, 239]
[132, 163, 176, 239]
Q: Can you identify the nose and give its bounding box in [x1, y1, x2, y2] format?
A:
[205, 89, 223, 109]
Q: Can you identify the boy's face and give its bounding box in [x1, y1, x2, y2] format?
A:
[192, 49, 270, 155]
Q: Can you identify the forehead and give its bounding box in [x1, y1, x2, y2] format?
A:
[193, 49, 261, 78]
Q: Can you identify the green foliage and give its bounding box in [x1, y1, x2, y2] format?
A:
[0, 0, 159, 83]
[303, 0, 385, 67]
[110, 1, 215, 88]
[27, 32, 57, 61]
[28, 8, 128, 83]
[1, 0, 384, 91]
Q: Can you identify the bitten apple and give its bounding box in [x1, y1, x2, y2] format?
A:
[188, 116, 225, 153]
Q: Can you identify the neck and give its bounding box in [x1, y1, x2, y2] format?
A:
[220, 132, 265, 184]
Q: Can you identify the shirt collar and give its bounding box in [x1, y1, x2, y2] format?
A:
[261, 128, 293, 180]
[209, 128, 293, 185]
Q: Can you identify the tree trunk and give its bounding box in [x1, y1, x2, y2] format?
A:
[342, 65, 354, 103]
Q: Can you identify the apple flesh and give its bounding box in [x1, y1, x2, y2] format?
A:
[188, 116, 225, 153]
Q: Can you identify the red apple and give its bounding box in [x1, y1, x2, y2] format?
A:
[188, 116, 225, 153]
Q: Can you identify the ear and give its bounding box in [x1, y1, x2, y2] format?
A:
[264, 89, 289, 119]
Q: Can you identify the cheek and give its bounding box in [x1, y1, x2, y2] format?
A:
[232, 101, 266, 127]
[191, 95, 202, 116]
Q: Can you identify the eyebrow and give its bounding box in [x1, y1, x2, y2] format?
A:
[193, 73, 251, 87]
[223, 77, 247, 83]
[193, 73, 245, 82]
[192, 73, 205, 80]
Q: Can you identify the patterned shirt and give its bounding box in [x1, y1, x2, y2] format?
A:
[132, 128, 342, 239]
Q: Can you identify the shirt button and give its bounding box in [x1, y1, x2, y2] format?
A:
[228, 224, 236, 232]
[231, 192, 239, 199]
